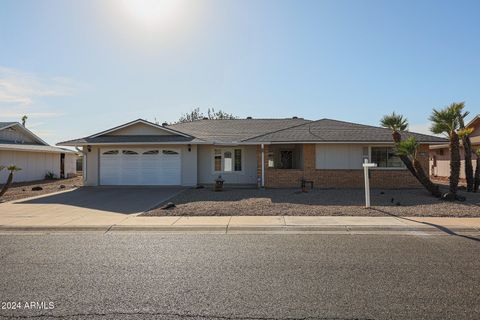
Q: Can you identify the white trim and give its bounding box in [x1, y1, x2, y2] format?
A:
[57, 141, 208, 146]
[57, 140, 447, 147]
[89, 119, 192, 138]
[0, 145, 73, 154]
[266, 141, 446, 145]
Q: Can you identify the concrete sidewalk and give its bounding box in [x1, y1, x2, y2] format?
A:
[0, 212, 479, 235]
[1, 190, 480, 235]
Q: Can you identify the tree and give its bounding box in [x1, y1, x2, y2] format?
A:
[21, 115, 28, 127]
[380, 112, 417, 178]
[177, 107, 237, 123]
[456, 103, 474, 191]
[474, 149, 480, 193]
[396, 137, 442, 197]
[429, 102, 467, 199]
[0, 165, 22, 199]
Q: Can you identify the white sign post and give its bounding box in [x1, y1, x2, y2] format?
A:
[363, 159, 377, 208]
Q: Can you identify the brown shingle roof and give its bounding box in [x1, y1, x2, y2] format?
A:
[243, 119, 447, 143]
[167, 118, 311, 143]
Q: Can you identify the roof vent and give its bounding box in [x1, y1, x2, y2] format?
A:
[292, 116, 298, 119]
[162, 122, 168, 126]
[246, 116, 252, 119]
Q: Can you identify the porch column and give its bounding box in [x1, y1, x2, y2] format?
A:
[261, 144, 265, 188]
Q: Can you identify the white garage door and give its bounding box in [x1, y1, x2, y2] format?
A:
[100, 148, 181, 185]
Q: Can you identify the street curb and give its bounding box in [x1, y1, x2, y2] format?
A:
[110, 225, 228, 232]
[0, 225, 478, 234]
[0, 225, 111, 232]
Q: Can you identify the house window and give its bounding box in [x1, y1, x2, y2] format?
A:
[280, 150, 293, 169]
[234, 149, 242, 171]
[122, 150, 138, 155]
[143, 150, 159, 155]
[103, 150, 119, 155]
[162, 150, 179, 155]
[214, 148, 242, 172]
[214, 149, 222, 171]
[224, 151, 232, 171]
[371, 147, 403, 168]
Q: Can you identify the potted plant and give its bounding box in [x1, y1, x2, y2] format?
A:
[214, 175, 224, 192]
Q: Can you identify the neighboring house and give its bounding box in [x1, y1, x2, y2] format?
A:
[0, 122, 77, 183]
[430, 115, 480, 180]
[57, 118, 446, 188]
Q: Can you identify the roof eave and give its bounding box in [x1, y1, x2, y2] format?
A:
[1, 123, 49, 146]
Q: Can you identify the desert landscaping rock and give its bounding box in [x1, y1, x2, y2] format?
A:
[1, 176, 82, 202]
[144, 187, 480, 217]
[161, 202, 176, 210]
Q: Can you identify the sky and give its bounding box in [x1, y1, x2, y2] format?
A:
[0, 0, 479, 145]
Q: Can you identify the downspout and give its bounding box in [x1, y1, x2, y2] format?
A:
[261, 144, 265, 188]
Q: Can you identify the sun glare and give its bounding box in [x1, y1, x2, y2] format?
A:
[121, 0, 185, 28]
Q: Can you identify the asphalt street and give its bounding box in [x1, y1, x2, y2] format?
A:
[0, 233, 479, 320]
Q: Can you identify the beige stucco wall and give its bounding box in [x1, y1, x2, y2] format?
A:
[430, 158, 478, 179]
[0, 150, 60, 182]
[107, 123, 175, 136]
[197, 145, 257, 185]
[64, 153, 78, 178]
[83, 144, 197, 186]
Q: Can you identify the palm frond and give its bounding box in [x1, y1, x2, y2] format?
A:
[7, 165, 21, 172]
[458, 127, 474, 138]
[380, 112, 408, 131]
[395, 137, 419, 159]
[429, 102, 465, 134]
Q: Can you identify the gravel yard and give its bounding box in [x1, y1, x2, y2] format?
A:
[144, 187, 480, 217]
[0, 176, 82, 202]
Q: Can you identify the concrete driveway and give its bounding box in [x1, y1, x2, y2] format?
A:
[0, 187, 184, 227]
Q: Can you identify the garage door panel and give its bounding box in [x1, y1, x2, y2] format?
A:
[100, 148, 181, 185]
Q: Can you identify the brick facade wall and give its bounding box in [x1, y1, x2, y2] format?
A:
[257, 144, 429, 189]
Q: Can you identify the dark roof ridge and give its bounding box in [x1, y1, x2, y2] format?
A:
[318, 118, 442, 139]
[168, 117, 311, 124]
[241, 118, 328, 142]
[244, 117, 443, 142]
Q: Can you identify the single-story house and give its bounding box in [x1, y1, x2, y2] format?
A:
[57, 118, 446, 188]
[430, 115, 479, 180]
[0, 122, 77, 183]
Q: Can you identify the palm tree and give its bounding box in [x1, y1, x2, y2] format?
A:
[0, 165, 22, 199]
[380, 112, 417, 178]
[474, 149, 480, 193]
[21, 115, 28, 127]
[456, 103, 474, 191]
[396, 137, 442, 197]
[429, 103, 467, 198]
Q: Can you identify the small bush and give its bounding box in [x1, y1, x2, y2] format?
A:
[45, 172, 57, 180]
